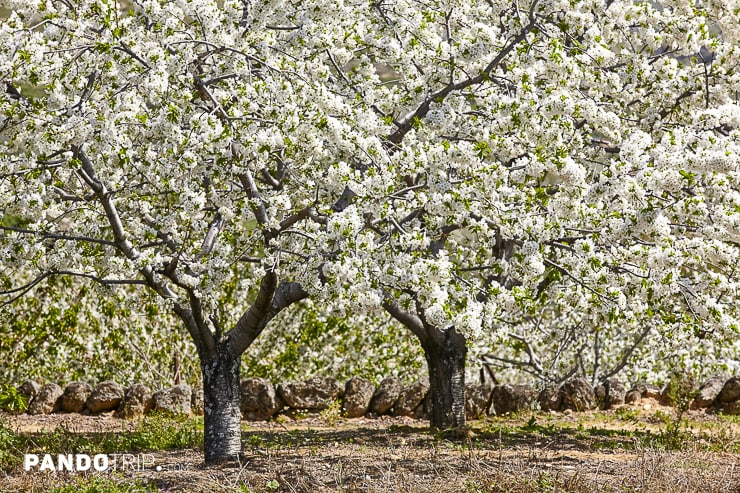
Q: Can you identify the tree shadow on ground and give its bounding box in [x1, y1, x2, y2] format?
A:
[240, 420, 656, 456]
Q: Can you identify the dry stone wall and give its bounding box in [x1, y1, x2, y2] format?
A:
[6, 375, 740, 420]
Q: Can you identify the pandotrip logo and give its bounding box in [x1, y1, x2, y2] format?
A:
[24, 454, 186, 473]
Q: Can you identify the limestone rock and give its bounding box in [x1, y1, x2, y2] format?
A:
[491, 384, 537, 416]
[278, 376, 343, 410]
[118, 384, 154, 419]
[86, 381, 124, 413]
[153, 384, 192, 416]
[538, 383, 562, 412]
[625, 390, 641, 405]
[191, 387, 204, 416]
[241, 378, 284, 420]
[594, 384, 607, 408]
[691, 376, 726, 409]
[717, 400, 740, 416]
[392, 380, 430, 417]
[413, 394, 430, 420]
[465, 383, 493, 420]
[369, 376, 403, 414]
[17, 380, 41, 403]
[343, 377, 376, 418]
[603, 379, 626, 409]
[632, 382, 662, 400]
[560, 378, 596, 412]
[715, 376, 740, 404]
[27, 383, 62, 415]
[60, 381, 93, 413]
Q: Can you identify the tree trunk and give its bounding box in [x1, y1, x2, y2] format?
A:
[423, 327, 467, 431]
[201, 348, 242, 463]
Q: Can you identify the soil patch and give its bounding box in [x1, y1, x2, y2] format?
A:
[1, 408, 738, 492]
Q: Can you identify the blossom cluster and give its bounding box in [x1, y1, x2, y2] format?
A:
[1, 0, 739, 383]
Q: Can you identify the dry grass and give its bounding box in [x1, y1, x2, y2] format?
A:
[1, 410, 738, 493]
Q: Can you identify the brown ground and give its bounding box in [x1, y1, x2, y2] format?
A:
[1, 403, 739, 493]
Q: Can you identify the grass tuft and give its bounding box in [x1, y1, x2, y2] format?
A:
[0, 414, 203, 472]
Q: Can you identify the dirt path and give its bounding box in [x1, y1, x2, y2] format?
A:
[1, 408, 738, 492]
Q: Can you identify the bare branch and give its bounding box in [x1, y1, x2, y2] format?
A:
[0, 269, 147, 307]
[227, 273, 307, 357]
[0, 225, 116, 247]
[200, 214, 223, 256]
[236, 170, 269, 226]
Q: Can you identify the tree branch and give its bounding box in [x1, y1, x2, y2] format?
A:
[227, 271, 278, 357]
[236, 170, 269, 226]
[0, 225, 116, 247]
[382, 294, 427, 344]
[227, 274, 308, 357]
[199, 214, 223, 256]
[386, 0, 539, 146]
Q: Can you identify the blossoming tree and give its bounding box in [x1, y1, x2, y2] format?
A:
[2, 0, 740, 459]
[316, 0, 740, 429]
[0, 0, 350, 462]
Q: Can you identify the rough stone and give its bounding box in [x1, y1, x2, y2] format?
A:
[538, 383, 562, 412]
[716, 400, 740, 416]
[27, 383, 62, 415]
[191, 387, 204, 416]
[342, 377, 376, 418]
[278, 376, 343, 411]
[715, 376, 740, 404]
[632, 382, 662, 400]
[17, 380, 41, 403]
[412, 393, 431, 420]
[86, 381, 124, 413]
[560, 378, 596, 411]
[412, 401, 426, 419]
[60, 381, 93, 413]
[392, 380, 430, 417]
[714, 377, 740, 405]
[369, 376, 403, 414]
[691, 376, 726, 409]
[625, 390, 641, 405]
[491, 384, 537, 416]
[603, 379, 626, 409]
[153, 385, 192, 416]
[594, 384, 606, 408]
[118, 384, 154, 419]
[241, 377, 284, 420]
[465, 383, 493, 420]
[660, 373, 699, 407]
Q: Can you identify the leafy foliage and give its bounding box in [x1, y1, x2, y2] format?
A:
[245, 302, 424, 384]
[0, 384, 28, 414]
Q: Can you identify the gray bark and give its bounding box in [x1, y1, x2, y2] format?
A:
[202, 348, 242, 463]
[423, 326, 467, 431]
[383, 297, 468, 431]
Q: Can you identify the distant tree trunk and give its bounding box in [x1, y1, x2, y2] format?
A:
[421, 327, 467, 431]
[382, 298, 468, 433]
[201, 348, 242, 463]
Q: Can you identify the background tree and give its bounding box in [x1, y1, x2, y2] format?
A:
[316, 0, 740, 430]
[244, 301, 425, 385]
[0, 273, 200, 386]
